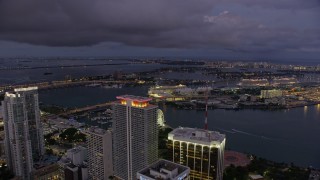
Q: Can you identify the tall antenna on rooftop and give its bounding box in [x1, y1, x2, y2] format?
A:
[204, 84, 209, 130]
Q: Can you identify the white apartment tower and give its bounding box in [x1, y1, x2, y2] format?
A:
[112, 95, 158, 180]
[86, 127, 113, 180]
[2, 87, 45, 180]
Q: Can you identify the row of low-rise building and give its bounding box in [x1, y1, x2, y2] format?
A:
[148, 85, 213, 100]
[260, 89, 283, 99]
[238, 78, 298, 87]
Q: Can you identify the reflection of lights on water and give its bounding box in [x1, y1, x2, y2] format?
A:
[304, 106, 308, 115]
[316, 104, 320, 113]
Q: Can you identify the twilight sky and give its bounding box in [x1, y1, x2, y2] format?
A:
[0, 0, 319, 60]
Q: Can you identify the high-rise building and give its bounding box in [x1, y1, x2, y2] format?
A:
[167, 127, 226, 180]
[86, 127, 113, 180]
[2, 87, 45, 180]
[15, 88, 45, 160]
[112, 95, 158, 180]
[0, 107, 5, 162]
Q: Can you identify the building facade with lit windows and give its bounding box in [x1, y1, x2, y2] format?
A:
[112, 95, 158, 180]
[157, 109, 165, 127]
[167, 127, 226, 180]
[260, 89, 283, 99]
[2, 87, 45, 180]
[85, 127, 113, 180]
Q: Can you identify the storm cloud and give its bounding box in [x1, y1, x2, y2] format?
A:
[0, 0, 319, 55]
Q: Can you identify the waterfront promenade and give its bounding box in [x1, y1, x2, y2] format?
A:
[59, 102, 113, 116]
[0, 79, 135, 91]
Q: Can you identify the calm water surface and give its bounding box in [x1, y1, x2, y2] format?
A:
[39, 86, 320, 168]
[0, 59, 167, 85]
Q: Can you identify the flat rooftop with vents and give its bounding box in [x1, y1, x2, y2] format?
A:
[115, 94, 156, 108]
[168, 127, 226, 147]
[137, 159, 190, 180]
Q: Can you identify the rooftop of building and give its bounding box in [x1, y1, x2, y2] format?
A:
[5, 92, 20, 98]
[5, 86, 38, 98]
[168, 127, 225, 144]
[137, 159, 189, 180]
[32, 164, 59, 178]
[58, 157, 72, 165]
[116, 95, 152, 102]
[33, 155, 60, 168]
[67, 146, 86, 154]
[67, 163, 77, 169]
[249, 174, 264, 180]
[115, 95, 157, 109]
[86, 126, 110, 135]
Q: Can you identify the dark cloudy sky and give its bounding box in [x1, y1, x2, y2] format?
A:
[0, 0, 319, 60]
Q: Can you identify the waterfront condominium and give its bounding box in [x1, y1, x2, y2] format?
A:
[167, 127, 226, 180]
[2, 87, 45, 180]
[85, 127, 113, 180]
[112, 95, 158, 180]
